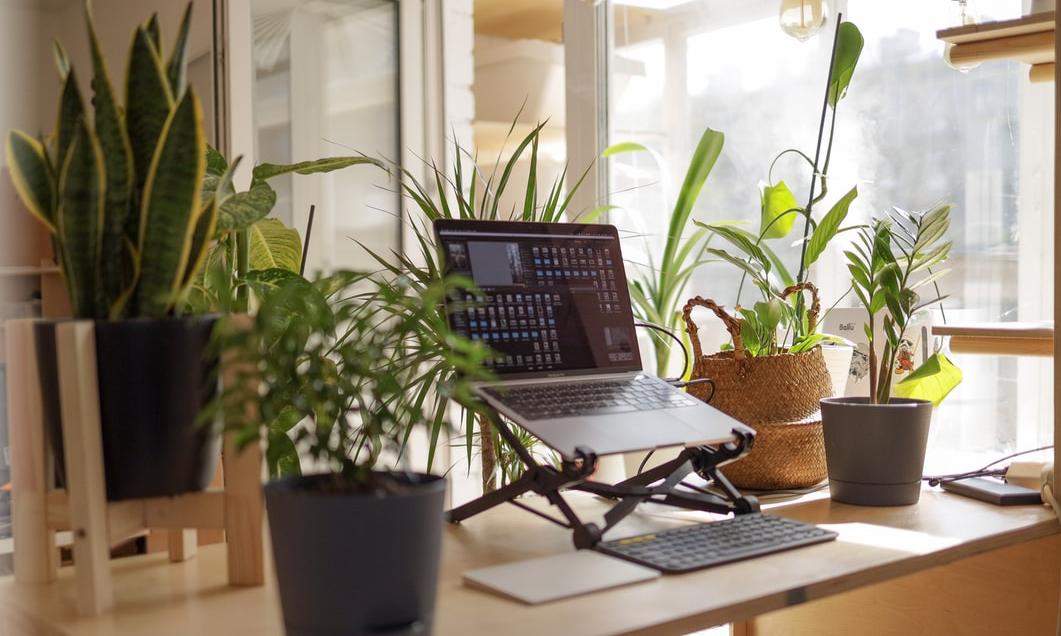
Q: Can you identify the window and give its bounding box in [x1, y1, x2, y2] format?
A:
[598, 0, 1053, 472]
[250, 0, 400, 276]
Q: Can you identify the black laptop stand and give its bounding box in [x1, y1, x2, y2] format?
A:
[445, 409, 760, 550]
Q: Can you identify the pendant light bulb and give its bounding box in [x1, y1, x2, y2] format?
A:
[779, 0, 829, 42]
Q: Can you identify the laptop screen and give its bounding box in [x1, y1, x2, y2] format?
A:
[434, 219, 643, 379]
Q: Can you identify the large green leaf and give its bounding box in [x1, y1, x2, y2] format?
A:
[87, 2, 135, 313]
[56, 122, 105, 319]
[125, 23, 175, 196]
[802, 185, 858, 267]
[132, 89, 206, 317]
[892, 352, 963, 406]
[252, 156, 387, 181]
[55, 67, 83, 173]
[165, 4, 193, 96]
[828, 22, 864, 107]
[664, 127, 724, 273]
[759, 180, 799, 239]
[249, 217, 303, 273]
[217, 179, 277, 231]
[5, 131, 56, 231]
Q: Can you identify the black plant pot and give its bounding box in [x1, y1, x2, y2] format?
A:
[265, 472, 447, 636]
[820, 396, 933, 506]
[34, 315, 221, 501]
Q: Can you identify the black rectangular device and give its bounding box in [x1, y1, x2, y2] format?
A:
[940, 477, 1043, 506]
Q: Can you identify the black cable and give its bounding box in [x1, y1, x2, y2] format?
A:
[924, 445, 1054, 487]
[633, 321, 691, 382]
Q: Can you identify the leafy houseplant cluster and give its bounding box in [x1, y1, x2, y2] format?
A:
[6, 3, 215, 320]
[2, 1, 236, 501]
[364, 121, 596, 490]
[843, 204, 960, 405]
[187, 147, 386, 316]
[217, 270, 495, 487]
[695, 20, 864, 356]
[214, 269, 495, 634]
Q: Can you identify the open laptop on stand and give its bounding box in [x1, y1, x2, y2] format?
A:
[436, 219, 837, 573]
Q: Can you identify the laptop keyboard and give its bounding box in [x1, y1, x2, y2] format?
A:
[595, 513, 838, 574]
[483, 376, 700, 421]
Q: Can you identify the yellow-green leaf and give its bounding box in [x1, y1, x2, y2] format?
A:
[893, 352, 963, 406]
[760, 180, 799, 239]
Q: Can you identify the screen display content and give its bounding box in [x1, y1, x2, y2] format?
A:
[436, 222, 640, 377]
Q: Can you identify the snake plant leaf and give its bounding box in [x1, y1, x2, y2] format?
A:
[87, 3, 136, 313]
[183, 197, 219, 290]
[892, 352, 962, 406]
[165, 4, 193, 96]
[5, 131, 56, 231]
[827, 22, 864, 108]
[55, 68, 85, 178]
[133, 89, 206, 317]
[57, 121, 106, 319]
[249, 218, 303, 273]
[142, 13, 164, 57]
[759, 180, 799, 239]
[126, 22, 175, 197]
[803, 185, 857, 268]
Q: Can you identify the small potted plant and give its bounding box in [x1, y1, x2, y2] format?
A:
[216, 268, 494, 635]
[820, 203, 962, 506]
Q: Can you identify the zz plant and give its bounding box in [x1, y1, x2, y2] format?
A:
[843, 203, 958, 404]
[6, 2, 219, 319]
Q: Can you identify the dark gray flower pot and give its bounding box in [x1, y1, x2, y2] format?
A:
[265, 472, 446, 636]
[820, 396, 933, 506]
[33, 316, 221, 500]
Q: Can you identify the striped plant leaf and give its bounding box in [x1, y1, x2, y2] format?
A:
[87, 2, 135, 313]
[125, 23, 175, 197]
[57, 121, 106, 319]
[5, 131, 56, 231]
[133, 89, 206, 317]
[165, 4, 193, 96]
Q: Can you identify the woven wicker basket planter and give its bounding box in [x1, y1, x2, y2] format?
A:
[682, 284, 833, 490]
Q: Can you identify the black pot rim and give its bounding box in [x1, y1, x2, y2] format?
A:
[264, 471, 446, 496]
[821, 396, 933, 408]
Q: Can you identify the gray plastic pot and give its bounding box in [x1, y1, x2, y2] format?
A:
[820, 396, 933, 506]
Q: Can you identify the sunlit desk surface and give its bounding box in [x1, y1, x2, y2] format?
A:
[0, 487, 1056, 636]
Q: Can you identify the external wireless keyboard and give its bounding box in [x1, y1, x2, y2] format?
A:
[595, 512, 838, 574]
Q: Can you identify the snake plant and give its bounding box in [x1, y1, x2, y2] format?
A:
[5, 2, 218, 319]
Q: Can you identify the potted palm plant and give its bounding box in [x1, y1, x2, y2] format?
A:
[4, 1, 229, 500]
[821, 203, 961, 506]
[216, 269, 494, 636]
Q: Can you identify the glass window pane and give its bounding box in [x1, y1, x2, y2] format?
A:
[606, 0, 1052, 471]
[251, 0, 399, 276]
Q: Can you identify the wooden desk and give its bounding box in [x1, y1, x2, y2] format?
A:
[0, 488, 1056, 636]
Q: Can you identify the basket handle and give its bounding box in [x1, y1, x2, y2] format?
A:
[682, 296, 745, 362]
[779, 281, 821, 335]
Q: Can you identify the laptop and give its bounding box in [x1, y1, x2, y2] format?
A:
[434, 219, 751, 459]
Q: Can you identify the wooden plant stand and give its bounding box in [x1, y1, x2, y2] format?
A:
[4, 318, 264, 616]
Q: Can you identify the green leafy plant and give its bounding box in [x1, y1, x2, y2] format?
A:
[694, 20, 864, 356]
[843, 203, 960, 405]
[604, 127, 724, 375]
[185, 147, 386, 314]
[5, 2, 219, 319]
[217, 270, 496, 484]
[360, 121, 594, 491]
